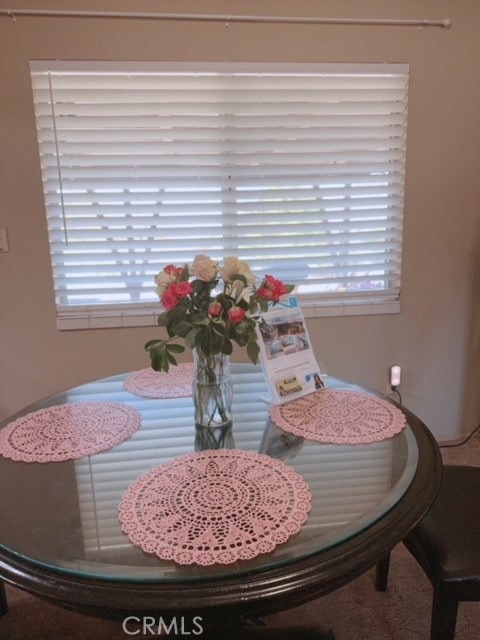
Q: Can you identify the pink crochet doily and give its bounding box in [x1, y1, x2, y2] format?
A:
[119, 449, 311, 566]
[270, 390, 406, 445]
[123, 364, 194, 399]
[0, 402, 141, 463]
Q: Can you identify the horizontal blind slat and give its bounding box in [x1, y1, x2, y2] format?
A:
[30, 62, 408, 312]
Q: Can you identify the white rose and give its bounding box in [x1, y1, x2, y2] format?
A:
[155, 271, 175, 287]
[221, 257, 255, 285]
[154, 270, 176, 298]
[237, 260, 255, 286]
[220, 257, 241, 282]
[191, 255, 217, 282]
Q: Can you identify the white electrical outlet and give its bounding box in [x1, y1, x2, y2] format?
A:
[0, 227, 9, 252]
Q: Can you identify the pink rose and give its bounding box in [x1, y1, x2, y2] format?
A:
[228, 306, 246, 324]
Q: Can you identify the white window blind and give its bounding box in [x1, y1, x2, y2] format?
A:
[29, 61, 408, 328]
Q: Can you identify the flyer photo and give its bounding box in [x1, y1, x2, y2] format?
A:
[256, 302, 324, 404]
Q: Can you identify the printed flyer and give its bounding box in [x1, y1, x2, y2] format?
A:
[256, 300, 324, 404]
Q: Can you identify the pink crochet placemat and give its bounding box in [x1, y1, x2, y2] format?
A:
[0, 402, 141, 463]
[118, 449, 311, 566]
[270, 390, 406, 445]
[123, 363, 194, 399]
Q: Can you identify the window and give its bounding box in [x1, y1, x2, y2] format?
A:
[30, 61, 409, 329]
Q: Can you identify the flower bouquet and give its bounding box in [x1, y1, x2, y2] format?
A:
[145, 255, 293, 372]
[145, 255, 293, 446]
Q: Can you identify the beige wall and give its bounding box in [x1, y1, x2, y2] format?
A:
[1, 0, 480, 441]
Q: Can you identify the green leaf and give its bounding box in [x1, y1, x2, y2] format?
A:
[160, 350, 171, 372]
[198, 324, 223, 355]
[191, 312, 208, 325]
[222, 339, 233, 355]
[200, 333, 211, 355]
[144, 339, 163, 351]
[192, 279, 214, 296]
[165, 343, 185, 354]
[210, 329, 224, 353]
[145, 339, 184, 373]
[169, 304, 188, 324]
[211, 321, 227, 337]
[150, 357, 161, 372]
[157, 312, 170, 327]
[185, 327, 199, 349]
[149, 346, 165, 372]
[180, 263, 189, 281]
[164, 350, 178, 365]
[234, 332, 248, 347]
[249, 299, 259, 315]
[173, 320, 193, 338]
[247, 340, 260, 364]
[194, 326, 206, 349]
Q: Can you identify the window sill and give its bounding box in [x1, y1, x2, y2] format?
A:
[56, 299, 400, 330]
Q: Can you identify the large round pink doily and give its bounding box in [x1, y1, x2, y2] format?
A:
[123, 364, 194, 399]
[270, 390, 406, 445]
[118, 449, 311, 566]
[0, 402, 141, 463]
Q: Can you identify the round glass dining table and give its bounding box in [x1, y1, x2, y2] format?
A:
[0, 364, 442, 634]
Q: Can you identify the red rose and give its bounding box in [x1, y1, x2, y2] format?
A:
[259, 275, 288, 302]
[208, 301, 223, 318]
[256, 287, 270, 300]
[164, 264, 178, 277]
[161, 287, 179, 310]
[162, 264, 185, 283]
[172, 281, 193, 299]
[228, 306, 246, 324]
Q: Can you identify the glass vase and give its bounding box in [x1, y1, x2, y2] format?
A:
[193, 351, 234, 450]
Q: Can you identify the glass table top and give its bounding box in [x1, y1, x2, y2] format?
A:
[0, 364, 418, 583]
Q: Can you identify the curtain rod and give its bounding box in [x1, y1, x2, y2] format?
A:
[0, 9, 452, 29]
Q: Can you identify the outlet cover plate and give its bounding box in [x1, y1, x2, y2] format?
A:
[0, 227, 9, 252]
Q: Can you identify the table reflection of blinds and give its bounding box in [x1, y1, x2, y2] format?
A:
[72, 371, 396, 559]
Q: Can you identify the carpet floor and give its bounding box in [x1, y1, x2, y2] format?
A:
[1, 432, 478, 639]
